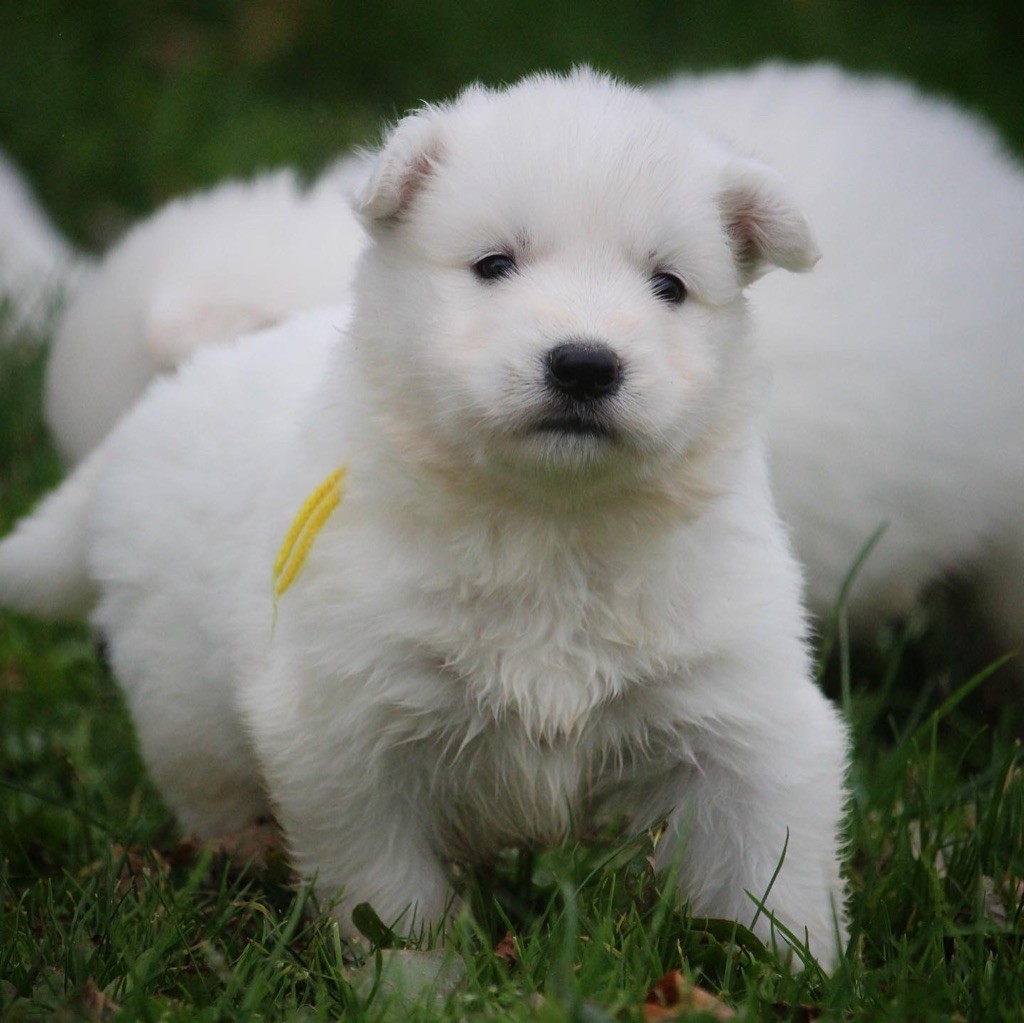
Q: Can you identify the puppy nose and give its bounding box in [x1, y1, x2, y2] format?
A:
[546, 342, 621, 401]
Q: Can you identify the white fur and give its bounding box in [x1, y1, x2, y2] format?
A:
[44, 162, 366, 462]
[0, 72, 848, 966]
[0, 149, 81, 339]
[651, 63, 1024, 649]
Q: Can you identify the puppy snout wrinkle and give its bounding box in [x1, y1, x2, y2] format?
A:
[546, 342, 622, 402]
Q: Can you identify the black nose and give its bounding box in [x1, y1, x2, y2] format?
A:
[546, 342, 622, 401]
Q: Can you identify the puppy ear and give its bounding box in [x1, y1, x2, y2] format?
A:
[355, 108, 445, 225]
[718, 159, 820, 282]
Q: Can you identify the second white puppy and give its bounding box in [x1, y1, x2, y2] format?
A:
[43, 162, 365, 463]
[0, 72, 848, 965]
[653, 63, 1024, 650]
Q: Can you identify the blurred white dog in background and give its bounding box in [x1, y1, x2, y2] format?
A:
[43, 159, 366, 463]
[653, 64, 1024, 654]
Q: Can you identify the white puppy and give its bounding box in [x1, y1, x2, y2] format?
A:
[0, 71, 848, 965]
[652, 63, 1024, 652]
[0, 148, 82, 339]
[43, 161, 366, 462]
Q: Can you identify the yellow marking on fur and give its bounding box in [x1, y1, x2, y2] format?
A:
[273, 467, 346, 597]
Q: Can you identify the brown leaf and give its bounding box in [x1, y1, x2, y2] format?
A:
[80, 978, 121, 1020]
[0, 658, 25, 692]
[164, 834, 204, 869]
[26, 839, 59, 875]
[165, 820, 286, 874]
[495, 930, 519, 965]
[643, 970, 735, 1022]
[216, 818, 285, 870]
[110, 844, 169, 897]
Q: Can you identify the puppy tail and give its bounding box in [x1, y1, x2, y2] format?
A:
[0, 446, 106, 619]
[0, 149, 84, 338]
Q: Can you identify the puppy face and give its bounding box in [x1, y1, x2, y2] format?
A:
[351, 71, 817, 500]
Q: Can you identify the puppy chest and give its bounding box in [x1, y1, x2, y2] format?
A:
[421, 580, 681, 734]
[408, 717, 683, 863]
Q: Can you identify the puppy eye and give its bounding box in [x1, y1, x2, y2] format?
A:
[472, 253, 517, 282]
[649, 271, 687, 305]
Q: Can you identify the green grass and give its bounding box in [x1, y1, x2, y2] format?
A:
[2, 4, 1024, 1019]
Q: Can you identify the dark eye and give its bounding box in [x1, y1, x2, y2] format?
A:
[472, 252, 517, 282]
[649, 271, 687, 305]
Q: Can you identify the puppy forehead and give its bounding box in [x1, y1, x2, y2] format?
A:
[424, 77, 729, 251]
[453, 73, 711, 157]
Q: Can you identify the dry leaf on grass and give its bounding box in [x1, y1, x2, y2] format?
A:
[166, 819, 286, 874]
[495, 930, 519, 965]
[0, 658, 25, 692]
[214, 818, 286, 870]
[79, 978, 121, 1021]
[643, 969, 735, 1021]
[110, 843, 169, 896]
[164, 834, 204, 868]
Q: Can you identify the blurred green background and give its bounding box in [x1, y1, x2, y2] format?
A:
[1, 0, 1022, 248]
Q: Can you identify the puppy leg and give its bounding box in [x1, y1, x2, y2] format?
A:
[131, 701, 270, 838]
[276, 785, 455, 940]
[120, 671, 271, 838]
[95, 597, 271, 838]
[248, 665, 456, 939]
[659, 682, 848, 969]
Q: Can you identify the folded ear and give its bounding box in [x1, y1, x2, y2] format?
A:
[718, 158, 820, 283]
[354, 107, 446, 225]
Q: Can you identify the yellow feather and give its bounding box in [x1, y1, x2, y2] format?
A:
[273, 467, 346, 596]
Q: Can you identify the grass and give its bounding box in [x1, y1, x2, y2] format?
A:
[2, 3, 1024, 1019]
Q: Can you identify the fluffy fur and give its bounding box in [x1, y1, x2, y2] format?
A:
[0, 148, 82, 339]
[0, 71, 848, 965]
[44, 161, 366, 462]
[651, 63, 1024, 652]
